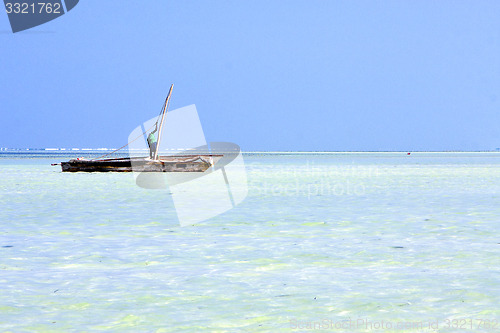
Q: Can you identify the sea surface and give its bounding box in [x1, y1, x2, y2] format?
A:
[1, 151, 499, 332]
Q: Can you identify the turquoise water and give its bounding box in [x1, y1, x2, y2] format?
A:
[1, 152, 499, 332]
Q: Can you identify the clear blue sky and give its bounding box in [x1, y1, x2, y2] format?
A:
[1, 1, 499, 151]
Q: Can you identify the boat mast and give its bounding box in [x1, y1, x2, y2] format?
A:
[154, 84, 174, 160]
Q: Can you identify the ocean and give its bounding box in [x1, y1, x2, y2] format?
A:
[1, 151, 499, 332]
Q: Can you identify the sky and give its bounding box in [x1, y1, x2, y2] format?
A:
[1, 0, 500, 151]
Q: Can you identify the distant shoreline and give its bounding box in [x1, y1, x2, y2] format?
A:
[1, 148, 500, 154]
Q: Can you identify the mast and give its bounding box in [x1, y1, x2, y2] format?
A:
[154, 84, 174, 160]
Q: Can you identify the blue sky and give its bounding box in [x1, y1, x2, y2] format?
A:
[1, 1, 499, 151]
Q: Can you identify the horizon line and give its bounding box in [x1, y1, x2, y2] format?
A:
[1, 147, 500, 153]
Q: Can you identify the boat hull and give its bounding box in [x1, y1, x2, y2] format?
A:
[60, 155, 221, 172]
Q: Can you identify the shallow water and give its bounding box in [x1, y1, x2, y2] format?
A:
[1, 152, 499, 332]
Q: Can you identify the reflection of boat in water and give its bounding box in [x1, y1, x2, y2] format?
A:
[54, 84, 222, 172]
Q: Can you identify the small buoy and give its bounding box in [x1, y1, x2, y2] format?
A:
[407, 152, 411, 155]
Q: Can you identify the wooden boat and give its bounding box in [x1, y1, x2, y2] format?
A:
[54, 84, 221, 172]
[59, 155, 223, 172]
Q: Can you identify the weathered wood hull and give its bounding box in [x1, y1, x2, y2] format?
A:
[60, 155, 222, 172]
